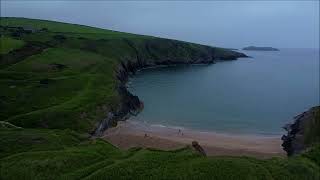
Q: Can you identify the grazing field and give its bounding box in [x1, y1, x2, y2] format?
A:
[0, 17, 319, 179]
[0, 17, 243, 132]
[1, 125, 320, 180]
[0, 36, 25, 54]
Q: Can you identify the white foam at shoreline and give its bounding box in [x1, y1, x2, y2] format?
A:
[126, 119, 281, 139]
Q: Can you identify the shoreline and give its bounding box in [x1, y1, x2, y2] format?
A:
[92, 45, 248, 135]
[103, 120, 286, 158]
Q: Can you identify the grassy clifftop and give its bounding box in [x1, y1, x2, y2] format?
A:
[1, 17, 319, 179]
[0, 17, 246, 132]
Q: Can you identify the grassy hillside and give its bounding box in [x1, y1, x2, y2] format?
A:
[0, 17, 143, 38]
[0, 17, 245, 132]
[282, 106, 320, 156]
[1, 17, 319, 179]
[0, 36, 25, 54]
[304, 107, 320, 145]
[1, 126, 320, 180]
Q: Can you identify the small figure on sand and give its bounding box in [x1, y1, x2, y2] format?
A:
[144, 133, 148, 138]
[178, 129, 184, 136]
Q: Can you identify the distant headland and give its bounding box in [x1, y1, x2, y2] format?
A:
[242, 46, 279, 51]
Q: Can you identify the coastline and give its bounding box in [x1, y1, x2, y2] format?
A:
[92, 43, 247, 136]
[103, 120, 285, 158]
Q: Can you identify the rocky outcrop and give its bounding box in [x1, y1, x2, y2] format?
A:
[192, 141, 206, 156]
[92, 85, 143, 136]
[282, 106, 320, 156]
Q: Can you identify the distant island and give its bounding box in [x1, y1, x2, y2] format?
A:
[242, 46, 279, 51]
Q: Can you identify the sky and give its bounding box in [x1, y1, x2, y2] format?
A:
[1, 1, 319, 48]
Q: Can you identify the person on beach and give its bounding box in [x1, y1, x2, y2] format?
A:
[178, 129, 184, 136]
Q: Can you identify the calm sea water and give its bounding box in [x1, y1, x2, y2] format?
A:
[128, 49, 319, 135]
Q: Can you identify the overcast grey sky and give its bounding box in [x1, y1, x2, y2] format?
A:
[1, 1, 319, 48]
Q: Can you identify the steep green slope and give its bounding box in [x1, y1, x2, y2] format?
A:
[282, 106, 320, 156]
[304, 107, 320, 145]
[0, 17, 246, 132]
[1, 127, 319, 180]
[1, 17, 319, 180]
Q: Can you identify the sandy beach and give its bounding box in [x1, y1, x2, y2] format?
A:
[103, 120, 286, 158]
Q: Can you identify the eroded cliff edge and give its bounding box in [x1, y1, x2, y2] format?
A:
[282, 106, 320, 156]
[93, 39, 247, 136]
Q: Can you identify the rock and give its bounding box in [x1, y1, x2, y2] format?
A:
[93, 112, 114, 136]
[282, 106, 320, 156]
[192, 141, 206, 156]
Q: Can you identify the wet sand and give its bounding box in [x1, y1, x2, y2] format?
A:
[103, 120, 286, 158]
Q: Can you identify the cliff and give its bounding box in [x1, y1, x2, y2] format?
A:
[0, 17, 247, 135]
[93, 38, 247, 136]
[282, 106, 320, 156]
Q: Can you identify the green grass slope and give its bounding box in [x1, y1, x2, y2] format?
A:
[0, 17, 244, 132]
[1, 127, 320, 180]
[1, 17, 319, 179]
[304, 107, 320, 145]
[0, 36, 25, 54]
[0, 17, 141, 38]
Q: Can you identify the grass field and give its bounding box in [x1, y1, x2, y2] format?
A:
[0, 17, 319, 179]
[1, 44, 118, 131]
[0, 17, 242, 132]
[0, 36, 25, 54]
[1, 125, 320, 180]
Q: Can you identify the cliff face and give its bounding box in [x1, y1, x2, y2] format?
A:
[282, 106, 320, 156]
[93, 39, 247, 136]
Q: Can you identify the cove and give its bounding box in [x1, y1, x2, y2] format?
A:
[128, 49, 319, 135]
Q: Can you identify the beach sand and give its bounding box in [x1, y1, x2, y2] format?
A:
[103, 120, 286, 158]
